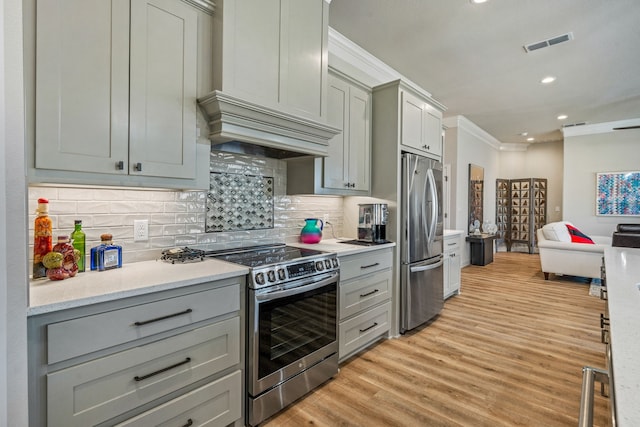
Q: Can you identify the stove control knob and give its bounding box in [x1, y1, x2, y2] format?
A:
[324, 259, 332, 269]
[255, 272, 265, 285]
[315, 261, 324, 271]
[267, 270, 276, 282]
[277, 269, 286, 280]
[332, 258, 339, 268]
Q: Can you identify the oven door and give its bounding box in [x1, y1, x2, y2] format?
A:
[248, 271, 338, 397]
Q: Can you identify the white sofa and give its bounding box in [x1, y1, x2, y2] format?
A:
[536, 225, 611, 280]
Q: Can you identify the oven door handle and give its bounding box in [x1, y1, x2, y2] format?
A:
[256, 273, 338, 302]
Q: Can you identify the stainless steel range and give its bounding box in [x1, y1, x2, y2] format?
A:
[207, 244, 339, 426]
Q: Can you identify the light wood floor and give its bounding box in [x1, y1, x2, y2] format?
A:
[263, 252, 611, 427]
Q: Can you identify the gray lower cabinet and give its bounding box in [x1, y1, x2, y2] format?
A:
[443, 232, 463, 299]
[28, 278, 244, 427]
[338, 247, 393, 361]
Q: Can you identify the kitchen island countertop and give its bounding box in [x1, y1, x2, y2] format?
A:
[604, 246, 640, 426]
[28, 258, 248, 316]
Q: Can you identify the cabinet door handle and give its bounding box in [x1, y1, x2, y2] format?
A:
[115, 161, 124, 170]
[359, 322, 378, 333]
[133, 308, 193, 326]
[359, 289, 379, 298]
[181, 419, 193, 427]
[600, 313, 609, 328]
[360, 262, 380, 269]
[134, 357, 191, 382]
[134, 162, 142, 172]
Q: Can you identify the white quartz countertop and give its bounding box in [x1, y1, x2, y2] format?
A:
[28, 258, 249, 316]
[604, 247, 640, 426]
[288, 238, 396, 256]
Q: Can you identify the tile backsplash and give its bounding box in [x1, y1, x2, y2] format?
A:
[28, 151, 344, 264]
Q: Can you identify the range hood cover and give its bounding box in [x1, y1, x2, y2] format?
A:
[198, 91, 340, 158]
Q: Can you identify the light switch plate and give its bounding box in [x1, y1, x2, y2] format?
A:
[133, 219, 149, 242]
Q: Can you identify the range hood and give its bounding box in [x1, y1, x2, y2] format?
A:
[198, 91, 340, 159]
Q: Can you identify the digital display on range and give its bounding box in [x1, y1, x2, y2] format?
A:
[287, 261, 315, 278]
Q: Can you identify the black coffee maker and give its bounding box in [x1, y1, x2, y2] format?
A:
[357, 203, 388, 243]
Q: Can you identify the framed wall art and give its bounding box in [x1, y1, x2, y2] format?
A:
[596, 171, 640, 216]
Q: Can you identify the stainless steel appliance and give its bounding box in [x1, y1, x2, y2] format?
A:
[400, 153, 444, 333]
[357, 203, 388, 243]
[208, 244, 339, 426]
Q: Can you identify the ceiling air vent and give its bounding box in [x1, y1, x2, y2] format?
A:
[561, 121, 587, 128]
[523, 32, 574, 53]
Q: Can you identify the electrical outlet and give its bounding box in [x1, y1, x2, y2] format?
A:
[323, 213, 330, 224]
[133, 219, 149, 242]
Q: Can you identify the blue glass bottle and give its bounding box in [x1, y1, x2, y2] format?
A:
[90, 233, 122, 271]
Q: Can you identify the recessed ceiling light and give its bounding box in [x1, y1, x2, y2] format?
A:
[519, 132, 528, 136]
[541, 76, 556, 84]
[470, 0, 488, 3]
[527, 137, 535, 142]
[557, 114, 568, 120]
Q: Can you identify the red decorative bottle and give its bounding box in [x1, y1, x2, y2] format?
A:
[33, 198, 53, 279]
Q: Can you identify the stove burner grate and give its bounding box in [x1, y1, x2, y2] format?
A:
[160, 247, 205, 264]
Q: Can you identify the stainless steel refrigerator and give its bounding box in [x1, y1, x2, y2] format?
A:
[400, 153, 444, 333]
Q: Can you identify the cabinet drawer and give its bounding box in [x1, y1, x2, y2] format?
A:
[47, 283, 240, 364]
[339, 248, 392, 282]
[115, 370, 242, 427]
[47, 317, 240, 427]
[340, 269, 391, 319]
[339, 301, 391, 360]
[444, 235, 461, 253]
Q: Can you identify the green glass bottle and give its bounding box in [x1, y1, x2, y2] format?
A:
[70, 220, 86, 273]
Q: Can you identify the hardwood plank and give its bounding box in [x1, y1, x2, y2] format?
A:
[263, 252, 611, 426]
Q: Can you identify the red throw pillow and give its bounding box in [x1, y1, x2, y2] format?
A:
[566, 224, 594, 244]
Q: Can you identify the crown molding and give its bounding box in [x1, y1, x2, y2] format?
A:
[562, 118, 640, 137]
[182, 0, 215, 15]
[443, 116, 504, 150]
[499, 143, 530, 152]
[328, 27, 441, 106]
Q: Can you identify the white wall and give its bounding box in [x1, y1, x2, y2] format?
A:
[444, 117, 501, 265]
[563, 127, 640, 236]
[1, 0, 29, 424]
[499, 141, 564, 223]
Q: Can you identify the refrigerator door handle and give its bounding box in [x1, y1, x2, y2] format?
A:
[421, 166, 430, 243]
[410, 259, 444, 273]
[427, 167, 438, 246]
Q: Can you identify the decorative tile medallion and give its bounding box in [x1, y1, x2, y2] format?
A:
[206, 172, 274, 232]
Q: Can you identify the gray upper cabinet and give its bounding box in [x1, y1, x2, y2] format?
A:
[373, 80, 445, 161]
[287, 71, 371, 195]
[31, 0, 213, 189]
[400, 87, 444, 159]
[211, 0, 329, 121]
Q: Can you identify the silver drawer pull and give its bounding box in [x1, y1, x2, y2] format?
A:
[360, 262, 380, 269]
[133, 308, 193, 326]
[360, 289, 379, 298]
[578, 366, 609, 427]
[600, 313, 609, 329]
[359, 322, 378, 333]
[134, 357, 191, 382]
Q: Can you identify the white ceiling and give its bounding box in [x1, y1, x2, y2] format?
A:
[328, 0, 640, 144]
